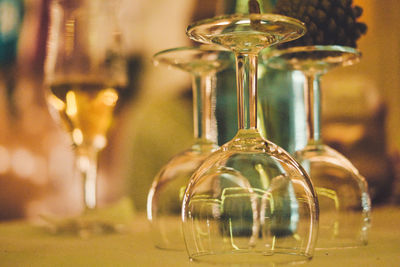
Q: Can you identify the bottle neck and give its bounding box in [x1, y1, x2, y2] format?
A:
[236, 52, 258, 130]
[192, 74, 217, 144]
[304, 74, 322, 145]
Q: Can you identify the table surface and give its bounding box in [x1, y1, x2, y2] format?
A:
[1, 206, 399, 267]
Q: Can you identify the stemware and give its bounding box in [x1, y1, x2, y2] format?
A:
[182, 13, 319, 265]
[211, 0, 308, 145]
[266, 45, 371, 249]
[147, 46, 233, 250]
[44, 0, 127, 233]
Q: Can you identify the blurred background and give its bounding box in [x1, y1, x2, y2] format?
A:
[0, 0, 399, 221]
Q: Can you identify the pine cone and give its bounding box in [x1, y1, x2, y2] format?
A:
[274, 0, 367, 48]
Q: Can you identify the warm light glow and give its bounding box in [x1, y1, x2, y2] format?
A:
[0, 146, 10, 174]
[77, 155, 90, 171]
[324, 123, 365, 146]
[72, 128, 83, 145]
[47, 94, 65, 111]
[32, 156, 48, 185]
[11, 148, 36, 178]
[101, 88, 119, 106]
[77, 155, 96, 209]
[48, 142, 74, 180]
[66, 91, 77, 116]
[93, 134, 107, 150]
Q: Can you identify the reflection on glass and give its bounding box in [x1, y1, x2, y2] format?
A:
[266, 45, 371, 249]
[182, 13, 319, 265]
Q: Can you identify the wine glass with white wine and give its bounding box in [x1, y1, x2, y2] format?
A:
[44, 0, 127, 234]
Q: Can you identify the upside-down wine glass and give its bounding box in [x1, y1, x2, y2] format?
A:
[147, 46, 233, 250]
[182, 13, 319, 265]
[44, 0, 127, 233]
[266, 45, 371, 249]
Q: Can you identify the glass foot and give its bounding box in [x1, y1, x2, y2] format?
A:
[40, 197, 135, 237]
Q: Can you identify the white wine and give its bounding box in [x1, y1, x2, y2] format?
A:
[48, 80, 120, 151]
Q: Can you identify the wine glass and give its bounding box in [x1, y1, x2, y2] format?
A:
[209, 0, 308, 145]
[182, 14, 319, 265]
[147, 46, 233, 250]
[44, 0, 127, 233]
[266, 45, 371, 249]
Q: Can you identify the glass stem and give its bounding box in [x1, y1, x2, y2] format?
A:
[235, 53, 261, 245]
[76, 147, 99, 210]
[304, 73, 322, 145]
[192, 74, 217, 143]
[236, 53, 258, 130]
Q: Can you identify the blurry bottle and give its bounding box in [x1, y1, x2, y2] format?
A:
[0, 0, 27, 220]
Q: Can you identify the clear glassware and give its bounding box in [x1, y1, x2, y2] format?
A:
[266, 45, 371, 249]
[182, 14, 319, 265]
[44, 0, 127, 234]
[147, 46, 233, 250]
[206, 0, 310, 145]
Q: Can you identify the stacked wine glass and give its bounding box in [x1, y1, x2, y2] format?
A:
[148, 0, 370, 265]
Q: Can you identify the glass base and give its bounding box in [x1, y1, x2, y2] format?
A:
[315, 239, 367, 250]
[187, 14, 306, 54]
[190, 251, 311, 266]
[40, 197, 135, 237]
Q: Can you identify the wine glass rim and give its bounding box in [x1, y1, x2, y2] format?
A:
[154, 45, 230, 56]
[267, 45, 361, 59]
[186, 13, 306, 41]
[152, 45, 232, 66]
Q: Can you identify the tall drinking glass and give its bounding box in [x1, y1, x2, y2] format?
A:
[44, 0, 127, 233]
[147, 46, 232, 250]
[182, 12, 319, 265]
[266, 45, 371, 249]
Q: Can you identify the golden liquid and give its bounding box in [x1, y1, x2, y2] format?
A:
[48, 80, 120, 151]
